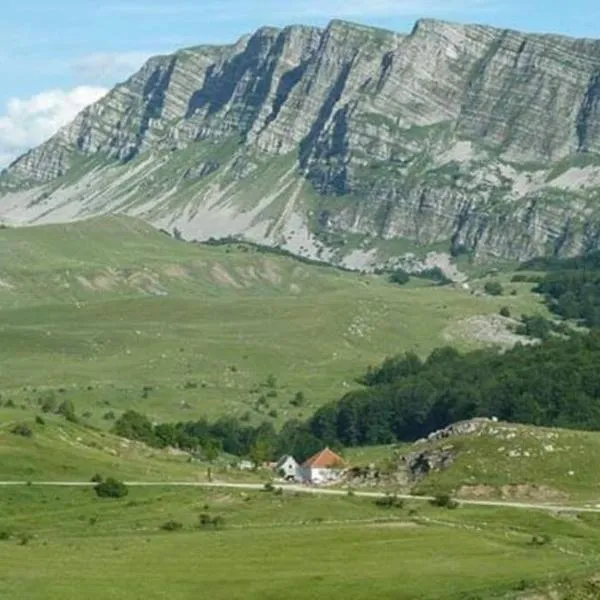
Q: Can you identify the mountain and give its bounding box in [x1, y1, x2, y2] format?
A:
[2, 18, 600, 269]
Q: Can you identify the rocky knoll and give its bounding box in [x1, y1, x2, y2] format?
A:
[2, 19, 600, 268]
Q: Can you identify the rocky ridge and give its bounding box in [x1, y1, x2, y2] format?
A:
[2, 18, 600, 268]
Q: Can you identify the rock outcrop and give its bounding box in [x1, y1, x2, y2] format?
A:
[2, 18, 600, 267]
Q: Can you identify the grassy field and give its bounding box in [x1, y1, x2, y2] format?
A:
[0, 215, 547, 426]
[1, 485, 599, 600]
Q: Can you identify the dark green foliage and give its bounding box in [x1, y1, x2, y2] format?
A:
[529, 534, 551, 546]
[263, 482, 275, 492]
[161, 520, 183, 532]
[290, 391, 305, 407]
[430, 493, 458, 509]
[374, 494, 405, 509]
[103, 411, 116, 421]
[35, 415, 45, 426]
[415, 268, 452, 286]
[18, 533, 31, 546]
[90, 473, 103, 483]
[41, 395, 57, 413]
[516, 315, 554, 340]
[198, 513, 225, 530]
[57, 399, 77, 423]
[484, 281, 503, 296]
[10, 423, 33, 438]
[303, 332, 600, 448]
[0, 531, 11, 541]
[499, 306, 511, 318]
[113, 410, 156, 445]
[95, 478, 129, 499]
[388, 269, 410, 285]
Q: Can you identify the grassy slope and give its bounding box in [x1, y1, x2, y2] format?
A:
[0, 215, 545, 425]
[347, 421, 600, 504]
[0, 416, 211, 482]
[1, 485, 599, 600]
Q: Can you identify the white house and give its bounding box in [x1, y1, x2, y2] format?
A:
[300, 447, 345, 484]
[275, 455, 301, 481]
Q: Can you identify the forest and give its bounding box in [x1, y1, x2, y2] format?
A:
[521, 251, 600, 326]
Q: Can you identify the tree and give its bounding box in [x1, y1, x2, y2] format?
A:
[499, 306, 511, 318]
[95, 478, 128, 499]
[249, 438, 273, 469]
[113, 410, 155, 445]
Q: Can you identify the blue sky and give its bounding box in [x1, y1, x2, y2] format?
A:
[1, 0, 598, 167]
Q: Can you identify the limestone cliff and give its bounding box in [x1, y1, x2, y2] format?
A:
[2, 18, 600, 268]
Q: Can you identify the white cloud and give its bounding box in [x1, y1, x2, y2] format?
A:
[73, 51, 154, 80]
[0, 86, 108, 169]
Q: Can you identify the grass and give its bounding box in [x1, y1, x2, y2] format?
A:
[0, 215, 547, 426]
[1, 485, 599, 600]
[358, 421, 600, 504]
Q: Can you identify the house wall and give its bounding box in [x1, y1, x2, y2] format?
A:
[301, 467, 342, 483]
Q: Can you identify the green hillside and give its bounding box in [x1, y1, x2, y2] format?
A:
[0, 216, 544, 425]
[347, 420, 600, 504]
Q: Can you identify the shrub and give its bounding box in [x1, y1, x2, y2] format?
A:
[263, 482, 275, 493]
[35, 415, 45, 426]
[199, 514, 225, 530]
[499, 306, 511, 318]
[290, 391, 305, 407]
[161, 520, 183, 532]
[90, 473, 104, 483]
[268, 409, 278, 419]
[389, 269, 410, 285]
[95, 478, 128, 499]
[484, 281, 503, 296]
[0, 531, 11, 541]
[18, 533, 31, 546]
[529, 534, 551, 546]
[10, 423, 33, 438]
[4, 399, 15, 408]
[57, 399, 77, 423]
[103, 411, 116, 421]
[375, 494, 405, 509]
[430, 493, 459, 509]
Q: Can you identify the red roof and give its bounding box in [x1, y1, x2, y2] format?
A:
[302, 447, 344, 468]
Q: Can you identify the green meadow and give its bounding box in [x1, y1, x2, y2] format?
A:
[0, 216, 546, 427]
[1, 485, 600, 600]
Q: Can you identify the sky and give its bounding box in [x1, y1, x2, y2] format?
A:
[1, 0, 598, 168]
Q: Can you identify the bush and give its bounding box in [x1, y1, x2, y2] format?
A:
[263, 482, 275, 493]
[290, 391, 305, 407]
[529, 534, 551, 546]
[484, 281, 504, 296]
[103, 411, 116, 421]
[499, 306, 511, 318]
[35, 415, 45, 426]
[10, 423, 33, 438]
[160, 520, 183, 532]
[95, 478, 128, 499]
[90, 473, 104, 483]
[18, 533, 31, 546]
[199, 514, 225, 530]
[375, 494, 405, 509]
[389, 269, 410, 285]
[0, 531, 11, 541]
[57, 399, 77, 423]
[430, 493, 459, 509]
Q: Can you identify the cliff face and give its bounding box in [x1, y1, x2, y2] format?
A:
[2, 18, 600, 268]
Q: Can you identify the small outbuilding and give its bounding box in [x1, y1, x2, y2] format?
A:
[276, 455, 301, 481]
[300, 447, 345, 484]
